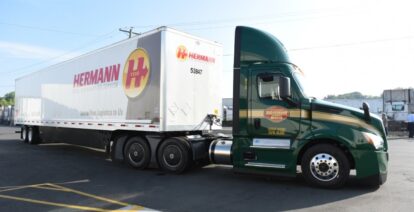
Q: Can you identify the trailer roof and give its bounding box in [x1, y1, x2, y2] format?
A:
[15, 26, 222, 82]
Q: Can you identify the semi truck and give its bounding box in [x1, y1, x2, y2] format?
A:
[15, 26, 388, 188]
[383, 89, 414, 131]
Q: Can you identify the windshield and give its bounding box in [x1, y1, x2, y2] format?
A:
[292, 65, 309, 98]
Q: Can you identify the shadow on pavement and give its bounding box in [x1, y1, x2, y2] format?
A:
[0, 126, 380, 212]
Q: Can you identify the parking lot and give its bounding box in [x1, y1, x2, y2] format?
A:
[0, 125, 413, 211]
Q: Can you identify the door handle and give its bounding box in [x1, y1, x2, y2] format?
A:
[254, 118, 261, 129]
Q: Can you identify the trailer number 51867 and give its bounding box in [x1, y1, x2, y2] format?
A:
[190, 68, 203, 75]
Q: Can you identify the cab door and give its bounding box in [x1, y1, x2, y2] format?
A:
[246, 69, 300, 174]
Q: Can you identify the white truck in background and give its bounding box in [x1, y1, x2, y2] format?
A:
[383, 89, 414, 131]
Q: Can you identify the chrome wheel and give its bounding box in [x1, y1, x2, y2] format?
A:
[310, 153, 339, 182]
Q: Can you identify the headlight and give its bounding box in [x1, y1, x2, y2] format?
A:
[363, 132, 384, 150]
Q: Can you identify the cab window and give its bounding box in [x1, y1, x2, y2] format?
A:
[257, 73, 281, 100]
[392, 104, 404, 111]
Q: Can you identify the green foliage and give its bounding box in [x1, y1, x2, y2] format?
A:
[0, 91, 15, 106]
[4, 92, 14, 100]
[0, 98, 7, 106]
[324, 92, 380, 100]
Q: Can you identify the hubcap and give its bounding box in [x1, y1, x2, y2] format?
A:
[163, 145, 182, 167]
[310, 153, 339, 182]
[128, 143, 145, 164]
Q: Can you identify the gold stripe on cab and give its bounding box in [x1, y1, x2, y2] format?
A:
[312, 112, 380, 135]
[238, 109, 379, 135]
[239, 109, 309, 119]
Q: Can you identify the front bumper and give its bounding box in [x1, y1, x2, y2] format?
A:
[359, 170, 387, 186]
[353, 149, 389, 185]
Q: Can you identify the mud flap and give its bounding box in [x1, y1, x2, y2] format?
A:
[111, 135, 129, 162]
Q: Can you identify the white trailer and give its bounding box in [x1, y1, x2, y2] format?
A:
[15, 27, 223, 172]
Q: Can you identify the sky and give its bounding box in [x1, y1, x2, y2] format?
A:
[1, 0, 414, 99]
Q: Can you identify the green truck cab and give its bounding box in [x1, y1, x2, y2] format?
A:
[228, 26, 388, 188]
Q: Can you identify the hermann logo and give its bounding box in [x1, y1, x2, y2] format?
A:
[176, 45, 188, 61]
[176, 45, 215, 63]
[122, 48, 150, 98]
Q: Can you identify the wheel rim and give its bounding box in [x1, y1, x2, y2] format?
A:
[309, 153, 339, 182]
[128, 143, 145, 165]
[22, 128, 27, 140]
[28, 128, 33, 142]
[162, 145, 182, 168]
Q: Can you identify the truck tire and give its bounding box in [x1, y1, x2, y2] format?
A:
[301, 144, 350, 188]
[157, 137, 192, 174]
[21, 126, 28, 142]
[123, 136, 151, 169]
[27, 127, 41, 145]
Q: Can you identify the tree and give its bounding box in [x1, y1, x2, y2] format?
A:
[4, 92, 14, 101]
[0, 98, 7, 107]
[324, 91, 380, 100]
[4, 92, 15, 105]
[0, 91, 15, 106]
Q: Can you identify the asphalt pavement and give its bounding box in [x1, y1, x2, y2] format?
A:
[1, 125, 414, 211]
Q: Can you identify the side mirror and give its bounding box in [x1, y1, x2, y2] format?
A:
[279, 76, 291, 99]
[362, 102, 371, 122]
